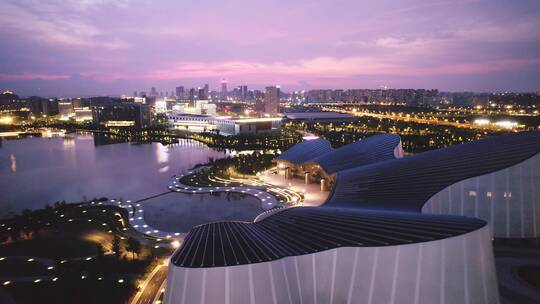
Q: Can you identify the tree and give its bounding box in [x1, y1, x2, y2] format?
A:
[96, 243, 105, 259]
[8, 227, 20, 242]
[112, 235, 121, 258]
[125, 237, 141, 260]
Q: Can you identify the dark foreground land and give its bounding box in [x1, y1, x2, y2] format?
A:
[0, 201, 172, 304]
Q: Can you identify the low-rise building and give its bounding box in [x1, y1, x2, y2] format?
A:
[92, 103, 151, 128]
[167, 113, 282, 136]
[74, 107, 92, 122]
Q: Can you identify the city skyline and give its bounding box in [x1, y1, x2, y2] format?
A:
[1, 0, 540, 96]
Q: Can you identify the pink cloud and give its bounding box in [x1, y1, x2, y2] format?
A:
[77, 57, 540, 84]
[0, 73, 70, 81]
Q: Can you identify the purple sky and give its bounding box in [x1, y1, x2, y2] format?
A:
[0, 0, 539, 97]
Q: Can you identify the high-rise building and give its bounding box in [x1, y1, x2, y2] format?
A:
[189, 88, 198, 101]
[58, 101, 74, 119]
[239, 85, 248, 101]
[220, 80, 227, 100]
[264, 85, 280, 114]
[150, 87, 158, 97]
[133, 91, 138, 97]
[197, 87, 207, 100]
[175, 87, 182, 98]
[203, 84, 209, 97]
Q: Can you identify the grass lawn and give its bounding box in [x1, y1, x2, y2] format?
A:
[3, 279, 135, 304]
[0, 259, 51, 277]
[0, 231, 96, 259]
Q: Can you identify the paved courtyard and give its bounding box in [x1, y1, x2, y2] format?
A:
[258, 169, 329, 207]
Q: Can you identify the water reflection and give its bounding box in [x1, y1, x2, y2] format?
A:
[156, 143, 169, 164]
[0, 133, 229, 217]
[92, 133, 130, 146]
[63, 137, 75, 148]
[143, 192, 263, 232]
[9, 154, 16, 172]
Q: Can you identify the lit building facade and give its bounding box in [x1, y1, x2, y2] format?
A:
[168, 113, 282, 136]
[166, 131, 540, 304]
[422, 149, 540, 238]
[74, 107, 92, 122]
[274, 134, 402, 190]
[58, 101, 74, 119]
[166, 208, 498, 304]
[264, 86, 280, 114]
[92, 103, 151, 128]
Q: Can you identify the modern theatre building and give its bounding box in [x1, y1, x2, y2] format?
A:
[165, 131, 540, 304]
[273, 134, 403, 190]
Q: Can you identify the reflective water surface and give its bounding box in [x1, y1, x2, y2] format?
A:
[0, 133, 228, 217]
[142, 192, 263, 233]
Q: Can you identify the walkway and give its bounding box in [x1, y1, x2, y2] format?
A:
[258, 169, 329, 206]
[89, 168, 299, 247]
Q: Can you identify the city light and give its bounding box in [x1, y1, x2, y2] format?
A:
[1, 0, 540, 302]
[495, 120, 518, 129]
[0, 116, 14, 124]
[473, 118, 490, 126]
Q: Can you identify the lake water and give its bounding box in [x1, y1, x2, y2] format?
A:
[142, 192, 264, 233]
[0, 133, 229, 217]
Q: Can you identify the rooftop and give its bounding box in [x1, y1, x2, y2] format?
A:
[171, 207, 485, 268]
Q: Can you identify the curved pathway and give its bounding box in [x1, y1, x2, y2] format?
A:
[90, 168, 295, 248]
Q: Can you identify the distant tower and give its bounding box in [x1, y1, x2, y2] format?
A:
[221, 80, 227, 100]
[197, 87, 207, 100]
[134, 91, 138, 97]
[240, 85, 248, 101]
[175, 86, 185, 99]
[150, 87, 158, 97]
[189, 88, 196, 102]
[264, 86, 280, 115]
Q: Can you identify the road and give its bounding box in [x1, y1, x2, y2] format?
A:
[324, 107, 513, 131]
[131, 262, 168, 304]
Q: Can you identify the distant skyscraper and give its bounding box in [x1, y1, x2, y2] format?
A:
[221, 80, 227, 100]
[239, 85, 248, 101]
[133, 91, 138, 97]
[150, 87, 158, 97]
[203, 84, 209, 98]
[264, 86, 280, 114]
[198, 87, 207, 100]
[175, 86, 185, 99]
[189, 88, 196, 102]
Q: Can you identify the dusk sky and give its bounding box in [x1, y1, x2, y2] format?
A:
[1, 0, 539, 96]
